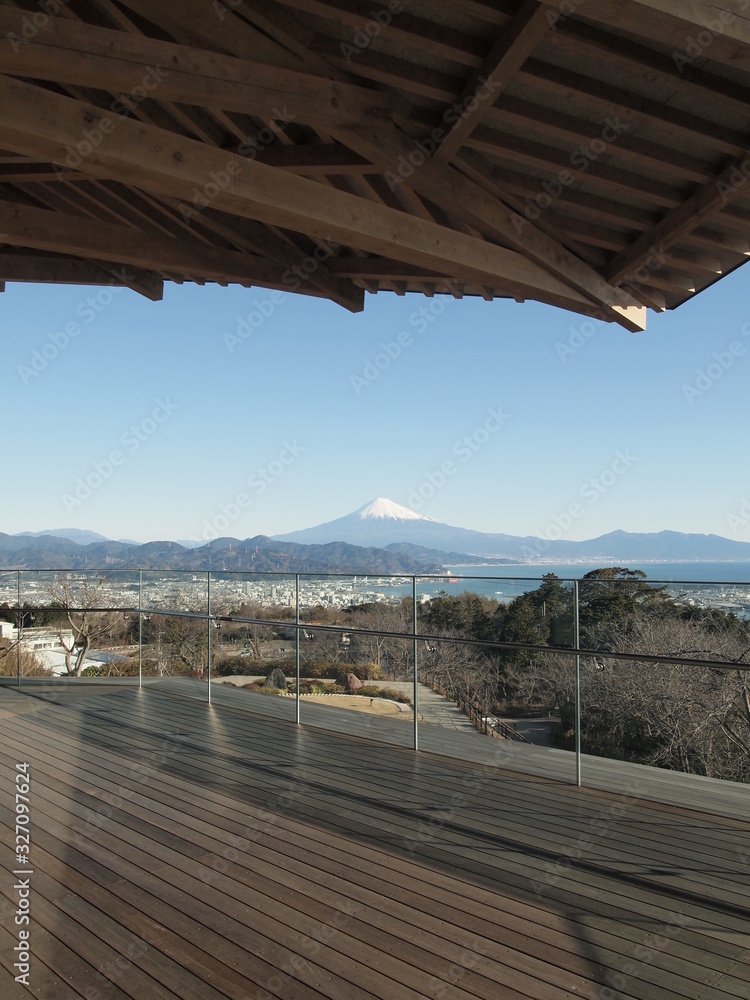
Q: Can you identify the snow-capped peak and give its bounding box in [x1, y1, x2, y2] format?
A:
[356, 498, 441, 523]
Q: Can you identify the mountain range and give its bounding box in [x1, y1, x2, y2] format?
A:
[274, 498, 750, 562]
[0, 530, 446, 574]
[4, 497, 750, 570]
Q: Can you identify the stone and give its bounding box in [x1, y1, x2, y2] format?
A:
[339, 671, 363, 692]
[265, 667, 287, 690]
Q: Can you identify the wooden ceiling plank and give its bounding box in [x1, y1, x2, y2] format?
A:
[250, 0, 485, 67]
[454, 147, 604, 265]
[0, 164, 75, 184]
[469, 103, 716, 187]
[548, 18, 750, 118]
[466, 130, 683, 210]
[0, 74, 623, 323]
[522, 59, 747, 157]
[604, 149, 750, 285]
[473, 155, 750, 254]
[115, 0, 301, 67]
[434, 0, 552, 162]
[542, 0, 750, 74]
[254, 145, 378, 175]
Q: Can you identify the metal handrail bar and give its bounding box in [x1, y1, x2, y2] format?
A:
[6, 601, 748, 673]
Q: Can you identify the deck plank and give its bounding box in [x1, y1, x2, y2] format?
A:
[0, 684, 748, 1000]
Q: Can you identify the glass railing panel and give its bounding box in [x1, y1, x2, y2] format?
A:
[415, 574, 576, 649]
[0, 571, 18, 683]
[0, 569, 16, 607]
[412, 575, 576, 772]
[136, 609, 209, 699]
[213, 571, 296, 615]
[0, 570, 139, 684]
[578, 576, 750, 668]
[413, 634, 577, 781]
[140, 569, 206, 613]
[576, 652, 750, 784]
[206, 571, 297, 721]
[297, 623, 415, 749]
[297, 572, 412, 613]
[17, 568, 139, 609]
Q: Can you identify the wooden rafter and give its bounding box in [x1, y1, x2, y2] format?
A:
[604, 149, 750, 286]
[336, 123, 646, 330]
[0, 7, 390, 133]
[542, 0, 750, 73]
[0, 74, 614, 319]
[433, 0, 552, 163]
[0, 200, 321, 294]
[0, 0, 746, 324]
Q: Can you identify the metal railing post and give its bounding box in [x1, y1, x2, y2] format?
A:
[16, 570, 21, 687]
[573, 580, 581, 788]
[206, 571, 211, 703]
[295, 574, 300, 725]
[412, 576, 418, 751]
[138, 569, 143, 689]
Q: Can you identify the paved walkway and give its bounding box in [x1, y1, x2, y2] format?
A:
[215, 677, 478, 733]
[380, 681, 478, 732]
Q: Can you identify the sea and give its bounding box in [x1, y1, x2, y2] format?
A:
[396, 561, 750, 608]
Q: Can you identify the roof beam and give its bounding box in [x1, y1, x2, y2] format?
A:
[604, 149, 750, 286]
[116, 0, 301, 67]
[327, 258, 446, 280]
[0, 75, 606, 320]
[0, 6, 389, 133]
[0, 199, 321, 294]
[336, 123, 646, 330]
[0, 254, 163, 295]
[433, 0, 551, 162]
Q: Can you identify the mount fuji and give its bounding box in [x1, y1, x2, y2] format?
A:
[273, 497, 539, 556]
[273, 498, 750, 562]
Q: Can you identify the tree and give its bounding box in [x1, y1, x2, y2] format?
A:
[420, 590, 499, 641]
[583, 612, 750, 779]
[345, 600, 411, 679]
[496, 574, 573, 649]
[46, 576, 126, 677]
[577, 567, 672, 646]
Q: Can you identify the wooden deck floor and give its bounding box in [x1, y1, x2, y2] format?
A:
[1, 681, 749, 999]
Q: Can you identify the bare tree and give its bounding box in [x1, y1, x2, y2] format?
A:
[592, 614, 750, 780]
[346, 601, 411, 679]
[47, 577, 126, 677]
[509, 610, 750, 780]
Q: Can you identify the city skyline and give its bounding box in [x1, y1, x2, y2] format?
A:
[3, 263, 749, 545]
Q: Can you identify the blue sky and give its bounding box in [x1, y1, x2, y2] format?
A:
[3, 266, 749, 544]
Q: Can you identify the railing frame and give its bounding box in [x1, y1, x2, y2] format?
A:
[3, 568, 750, 788]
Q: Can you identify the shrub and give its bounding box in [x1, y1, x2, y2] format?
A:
[358, 684, 411, 705]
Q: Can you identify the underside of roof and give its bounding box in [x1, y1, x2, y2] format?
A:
[1, 0, 750, 332]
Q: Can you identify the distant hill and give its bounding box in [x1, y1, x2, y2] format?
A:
[0, 532, 446, 574]
[16, 528, 111, 545]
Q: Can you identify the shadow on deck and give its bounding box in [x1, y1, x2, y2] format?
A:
[1, 680, 749, 999]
